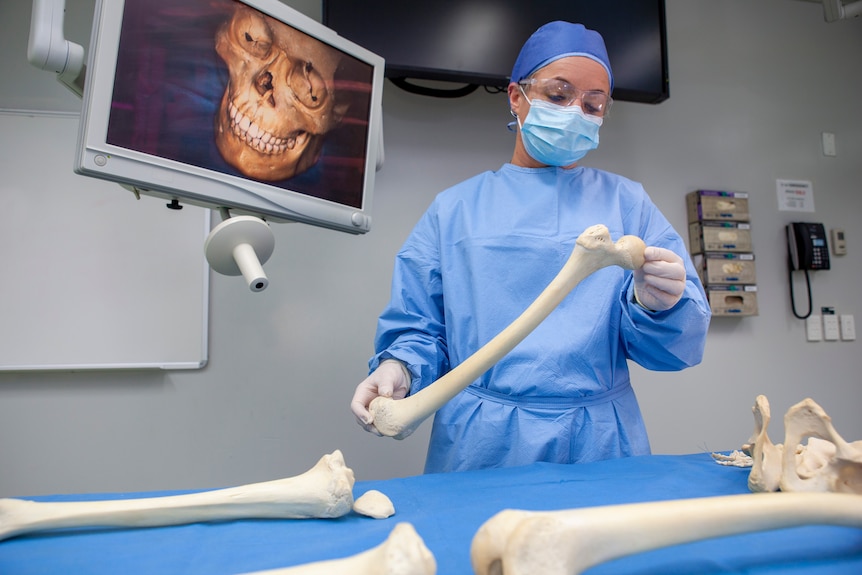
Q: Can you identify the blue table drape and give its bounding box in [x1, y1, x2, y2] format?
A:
[1, 452, 860, 574]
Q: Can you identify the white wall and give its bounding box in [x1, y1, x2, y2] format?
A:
[1, 0, 860, 497]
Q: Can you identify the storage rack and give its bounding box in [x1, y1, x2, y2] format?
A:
[686, 190, 758, 316]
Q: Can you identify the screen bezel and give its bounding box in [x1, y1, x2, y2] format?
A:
[76, 0, 385, 233]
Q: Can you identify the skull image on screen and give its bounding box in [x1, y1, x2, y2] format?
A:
[214, 4, 347, 181]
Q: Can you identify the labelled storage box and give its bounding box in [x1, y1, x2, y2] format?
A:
[694, 252, 757, 285]
[686, 190, 750, 222]
[689, 221, 752, 254]
[707, 285, 758, 316]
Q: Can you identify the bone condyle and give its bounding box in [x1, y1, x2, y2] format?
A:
[0, 450, 354, 542]
[368, 224, 646, 439]
[241, 522, 436, 575]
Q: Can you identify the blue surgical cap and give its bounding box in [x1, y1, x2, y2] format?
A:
[510, 21, 613, 91]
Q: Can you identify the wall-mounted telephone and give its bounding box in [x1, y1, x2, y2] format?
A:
[787, 222, 830, 271]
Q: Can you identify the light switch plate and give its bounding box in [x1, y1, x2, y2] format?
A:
[823, 315, 840, 341]
[840, 314, 856, 341]
[807, 315, 822, 341]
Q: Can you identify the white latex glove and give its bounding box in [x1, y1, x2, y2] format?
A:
[632, 246, 686, 312]
[350, 360, 411, 435]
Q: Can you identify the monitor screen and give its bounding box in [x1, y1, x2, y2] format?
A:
[323, 0, 668, 104]
[76, 0, 385, 233]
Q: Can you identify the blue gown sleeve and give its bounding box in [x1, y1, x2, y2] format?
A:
[619, 209, 712, 371]
[369, 204, 449, 393]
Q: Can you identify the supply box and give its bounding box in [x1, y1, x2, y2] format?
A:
[694, 253, 757, 285]
[686, 190, 750, 222]
[706, 285, 759, 316]
[688, 221, 752, 254]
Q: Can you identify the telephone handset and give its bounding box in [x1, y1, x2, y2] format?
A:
[787, 222, 830, 271]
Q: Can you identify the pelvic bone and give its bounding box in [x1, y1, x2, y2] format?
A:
[780, 398, 862, 493]
[747, 394, 785, 492]
[0, 450, 354, 542]
[741, 395, 862, 495]
[368, 224, 646, 439]
[241, 522, 436, 575]
[470, 492, 862, 575]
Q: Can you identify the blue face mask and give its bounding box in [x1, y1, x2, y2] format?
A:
[517, 98, 603, 167]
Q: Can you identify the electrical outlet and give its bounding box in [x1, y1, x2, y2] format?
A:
[840, 314, 856, 341]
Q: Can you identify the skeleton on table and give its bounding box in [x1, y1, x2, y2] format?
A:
[214, 4, 349, 181]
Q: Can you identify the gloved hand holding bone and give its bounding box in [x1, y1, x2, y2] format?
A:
[633, 246, 686, 311]
[351, 360, 411, 435]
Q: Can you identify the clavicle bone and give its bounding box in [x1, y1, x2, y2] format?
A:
[241, 522, 436, 575]
[369, 224, 646, 439]
[0, 450, 354, 542]
[471, 492, 862, 575]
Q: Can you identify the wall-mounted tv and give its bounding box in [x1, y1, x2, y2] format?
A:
[76, 0, 385, 233]
[323, 0, 668, 104]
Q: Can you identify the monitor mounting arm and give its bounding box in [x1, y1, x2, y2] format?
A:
[28, 0, 86, 97]
[821, 0, 862, 21]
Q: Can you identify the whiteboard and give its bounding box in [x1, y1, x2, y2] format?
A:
[0, 112, 210, 370]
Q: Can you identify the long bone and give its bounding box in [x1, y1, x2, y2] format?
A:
[0, 450, 354, 542]
[369, 224, 646, 439]
[471, 492, 862, 575]
[241, 522, 436, 575]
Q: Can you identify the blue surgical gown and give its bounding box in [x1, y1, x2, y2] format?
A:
[370, 164, 711, 474]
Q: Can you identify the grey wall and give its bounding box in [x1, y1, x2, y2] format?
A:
[1, 0, 860, 497]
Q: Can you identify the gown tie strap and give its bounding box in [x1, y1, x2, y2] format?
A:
[463, 379, 633, 409]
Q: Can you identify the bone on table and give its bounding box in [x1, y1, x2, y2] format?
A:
[0, 450, 354, 542]
[470, 492, 862, 575]
[240, 522, 436, 575]
[352, 489, 396, 519]
[747, 394, 785, 492]
[734, 395, 862, 495]
[779, 397, 862, 494]
[368, 224, 646, 439]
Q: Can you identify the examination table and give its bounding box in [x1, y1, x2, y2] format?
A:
[1, 452, 860, 574]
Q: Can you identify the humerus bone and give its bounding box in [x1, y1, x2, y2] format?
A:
[471, 492, 862, 575]
[241, 522, 436, 575]
[0, 450, 354, 542]
[369, 224, 646, 439]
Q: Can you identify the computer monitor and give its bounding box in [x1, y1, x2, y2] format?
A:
[323, 0, 669, 104]
[76, 0, 384, 234]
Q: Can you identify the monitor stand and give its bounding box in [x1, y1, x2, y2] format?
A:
[205, 214, 275, 292]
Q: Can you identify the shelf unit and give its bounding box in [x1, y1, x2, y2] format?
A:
[686, 190, 758, 316]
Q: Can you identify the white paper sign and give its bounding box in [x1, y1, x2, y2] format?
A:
[777, 179, 815, 212]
